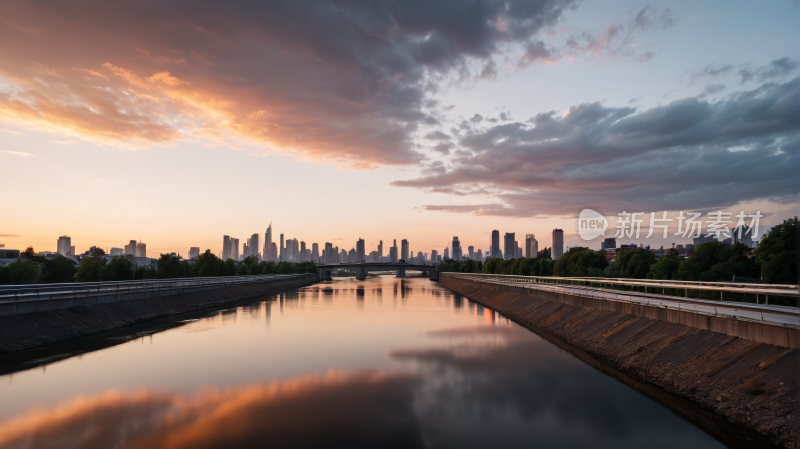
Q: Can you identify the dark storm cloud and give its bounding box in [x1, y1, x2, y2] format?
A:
[392, 78, 800, 217]
[0, 0, 578, 168]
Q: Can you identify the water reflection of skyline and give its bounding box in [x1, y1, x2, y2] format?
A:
[0, 276, 725, 449]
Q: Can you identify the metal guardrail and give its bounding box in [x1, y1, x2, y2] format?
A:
[443, 273, 800, 328]
[0, 274, 315, 303]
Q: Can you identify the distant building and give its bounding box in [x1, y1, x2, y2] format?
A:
[431, 249, 438, 262]
[477, 249, 483, 261]
[136, 242, 146, 258]
[231, 238, 239, 260]
[110, 247, 124, 256]
[503, 232, 515, 260]
[451, 237, 462, 261]
[732, 225, 755, 248]
[222, 236, 231, 260]
[552, 229, 564, 260]
[491, 230, 501, 259]
[124, 240, 137, 256]
[443, 247, 449, 260]
[188, 247, 200, 259]
[693, 234, 716, 247]
[467, 246, 474, 259]
[264, 222, 273, 261]
[57, 235, 72, 256]
[600, 237, 616, 251]
[524, 234, 536, 258]
[311, 243, 320, 261]
[401, 239, 409, 261]
[70, 246, 75, 257]
[357, 238, 365, 262]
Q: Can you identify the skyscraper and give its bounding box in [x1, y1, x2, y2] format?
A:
[378, 240, 383, 259]
[125, 240, 137, 256]
[601, 237, 616, 251]
[504, 232, 515, 260]
[477, 249, 483, 260]
[443, 247, 449, 260]
[491, 230, 501, 259]
[468, 246, 474, 259]
[325, 242, 333, 264]
[312, 243, 320, 261]
[110, 247, 124, 256]
[431, 249, 438, 262]
[136, 242, 146, 258]
[223, 235, 231, 260]
[189, 247, 200, 259]
[280, 234, 285, 261]
[57, 235, 71, 256]
[401, 239, 409, 261]
[250, 234, 260, 259]
[525, 234, 536, 258]
[356, 238, 365, 262]
[552, 229, 564, 260]
[300, 241, 307, 261]
[264, 222, 273, 261]
[390, 240, 398, 263]
[231, 238, 240, 260]
[451, 237, 462, 261]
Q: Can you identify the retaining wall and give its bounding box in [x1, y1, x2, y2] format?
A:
[440, 276, 799, 449]
[0, 275, 315, 355]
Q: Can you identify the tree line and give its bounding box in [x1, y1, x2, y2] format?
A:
[439, 216, 798, 285]
[0, 248, 317, 284]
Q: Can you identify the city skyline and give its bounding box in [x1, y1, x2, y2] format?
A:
[1, 2, 797, 258]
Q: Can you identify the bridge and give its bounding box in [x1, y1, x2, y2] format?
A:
[317, 262, 438, 281]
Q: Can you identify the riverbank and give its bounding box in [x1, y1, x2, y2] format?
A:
[0, 275, 315, 355]
[439, 276, 798, 449]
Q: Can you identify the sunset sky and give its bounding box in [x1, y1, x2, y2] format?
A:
[1, 0, 798, 257]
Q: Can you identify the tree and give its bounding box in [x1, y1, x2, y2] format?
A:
[755, 216, 798, 284]
[235, 263, 249, 275]
[21, 246, 35, 258]
[157, 253, 181, 279]
[6, 260, 42, 284]
[646, 255, 681, 280]
[537, 247, 551, 259]
[88, 246, 105, 257]
[106, 255, 134, 281]
[675, 241, 755, 282]
[42, 255, 77, 283]
[614, 248, 657, 279]
[223, 259, 237, 276]
[553, 248, 608, 277]
[134, 266, 155, 280]
[74, 256, 109, 282]
[193, 250, 221, 277]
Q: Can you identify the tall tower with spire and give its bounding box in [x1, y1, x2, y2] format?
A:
[264, 221, 272, 261]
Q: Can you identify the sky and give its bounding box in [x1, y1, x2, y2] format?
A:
[1, 0, 798, 257]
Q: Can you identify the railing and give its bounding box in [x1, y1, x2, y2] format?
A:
[0, 274, 315, 303]
[442, 272, 800, 328]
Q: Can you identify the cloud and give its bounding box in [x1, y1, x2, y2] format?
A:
[1, 151, 32, 156]
[755, 57, 798, 82]
[0, 0, 578, 169]
[0, 128, 22, 135]
[703, 83, 726, 95]
[0, 234, 22, 237]
[392, 77, 800, 217]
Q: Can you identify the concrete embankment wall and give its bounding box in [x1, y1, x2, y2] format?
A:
[440, 276, 798, 449]
[0, 276, 314, 355]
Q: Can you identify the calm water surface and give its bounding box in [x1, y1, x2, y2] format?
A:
[0, 276, 725, 448]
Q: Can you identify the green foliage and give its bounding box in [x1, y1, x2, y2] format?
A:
[755, 216, 798, 284]
[613, 248, 657, 279]
[529, 258, 554, 276]
[260, 261, 277, 274]
[88, 246, 105, 257]
[242, 256, 257, 265]
[537, 247, 551, 259]
[74, 256, 109, 282]
[134, 266, 155, 280]
[106, 256, 134, 281]
[156, 253, 181, 279]
[439, 259, 482, 273]
[553, 247, 608, 277]
[5, 260, 43, 284]
[235, 263, 249, 276]
[193, 250, 221, 277]
[646, 255, 681, 280]
[41, 255, 77, 283]
[223, 259, 237, 276]
[676, 241, 755, 282]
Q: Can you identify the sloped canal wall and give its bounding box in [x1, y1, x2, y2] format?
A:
[439, 276, 798, 449]
[0, 275, 315, 355]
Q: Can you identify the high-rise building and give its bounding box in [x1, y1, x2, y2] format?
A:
[324, 242, 333, 264]
[300, 241, 307, 262]
[600, 237, 616, 251]
[732, 225, 754, 248]
[264, 222, 273, 261]
[477, 249, 483, 260]
[110, 247, 124, 256]
[280, 234, 285, 261]
[222, 236, 231, 260]
[290, 238, 299, 262]
[491, 230, 501, 259]
[348, 248, 356, 262]
[70, 245, 76, 256]
[136, 242, 146, 258]
[188, 247, 200, 259]
[356, 238, 365, 262]
[390, 240, 398, 263]
[552, 229, 564, 260]
[525, 234, 537, 258]
[503, 233, 515, 260]
[378, 240, 383, 259]
[250, 234, 260, 260]
[125, 240, 137, 256]
[57, 235, 72, 256]
[231, 238, 240, 260]
[451, 237, 462, 261]
[401, 239, 409, 261]
[431, 250, 438, 262]
[311, 243, 319, 261]
[468, 246, 474, 259]
[444, 247, 449, 260]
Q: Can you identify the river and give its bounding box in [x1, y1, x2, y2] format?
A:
[0, 275, 727, 448]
